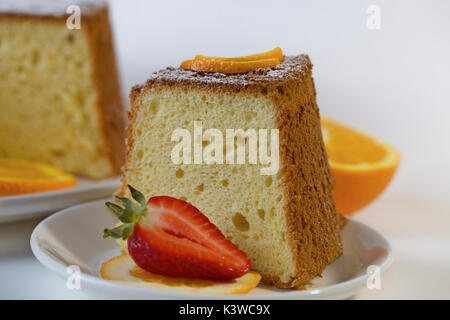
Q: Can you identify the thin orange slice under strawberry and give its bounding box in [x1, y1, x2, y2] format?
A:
[103, 185, 251, 280]
[180, 47, 284, 74]
[0, 158, 76, 196]
[100, 254, 261, 295]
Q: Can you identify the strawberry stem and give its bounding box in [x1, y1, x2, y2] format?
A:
[103, 185, 147, 240]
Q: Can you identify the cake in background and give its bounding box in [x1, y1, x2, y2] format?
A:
[0, 0, 126, 179]
[122, 52, 344, 288]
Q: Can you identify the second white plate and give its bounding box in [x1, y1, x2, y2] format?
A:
[30, 199, 393, 299]
[0, 177, 120, 223]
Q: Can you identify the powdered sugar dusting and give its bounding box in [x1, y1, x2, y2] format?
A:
[0, 0, 104, 17]
[146, 55, 311, 88]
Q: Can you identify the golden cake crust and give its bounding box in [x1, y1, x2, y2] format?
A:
[126, 55, 345, 288]
[82, 6, 126, 176]
[0, 2, 126, 177]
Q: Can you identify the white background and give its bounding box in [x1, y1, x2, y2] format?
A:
[1, 0, 449, 299]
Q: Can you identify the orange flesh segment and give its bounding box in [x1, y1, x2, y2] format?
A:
[0, 158, 76, 196]
[321, 118, 400, 214]
[321, 119, 388, 165]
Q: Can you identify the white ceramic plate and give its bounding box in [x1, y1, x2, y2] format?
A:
[30, 199, 393, 299]
[0, 178, 120, 223]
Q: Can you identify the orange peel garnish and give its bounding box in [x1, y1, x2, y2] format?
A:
[195, 47, 284, 62]
[182, 57, 281, 74]
[0, 158, 76, 196]
[180, 47, 284, 74]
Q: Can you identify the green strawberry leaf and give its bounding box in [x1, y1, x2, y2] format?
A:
[105, 202, 123, 218]
[103, 186, 148, 240]
[103, 222, 135, 240]
[128, 184, 146, 206]
[115, 195, 140, 214]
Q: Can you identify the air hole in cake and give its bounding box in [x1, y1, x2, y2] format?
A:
[232, 213, 250, 232]
[253, 234, 259, 241]
[66, 34, 75, 43]
[31, 50, 41, 66]
[175, 168, 184, 178]
[149, 99, 160, 115]
[202, 140, 210, 148]
[245, 112, 257, 122]
[179, 196, 187, 201]
[265, 176, 272, 187]
[221, 179, 229, 187]
[232, 167, 238, 174]
[136, 150, 144, 160]
[269, 207, 275, 218]
[50, 149, 66, 157]
[195, 184, 204, 192]
[257, 209, 265, 220]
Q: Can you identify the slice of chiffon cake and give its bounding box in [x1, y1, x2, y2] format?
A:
[122, 55, 344, 288]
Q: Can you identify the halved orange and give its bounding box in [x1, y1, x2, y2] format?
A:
[0, 158, 76, 196]
[100, 254, 261, 295]
[321, 118, 400, 215]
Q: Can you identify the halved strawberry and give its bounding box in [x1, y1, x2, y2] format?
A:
[103, 185, 251, 280]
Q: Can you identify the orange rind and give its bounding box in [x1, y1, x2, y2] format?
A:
[180, 47, 284, 74]
[195, 47, 284, 62]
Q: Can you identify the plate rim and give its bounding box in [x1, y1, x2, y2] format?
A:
[30, 198, 394, 299]
[0, 177, 120, 203]
[0, 177, 121, 223]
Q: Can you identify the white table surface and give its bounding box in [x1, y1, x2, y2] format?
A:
[1, 0, 449, 299]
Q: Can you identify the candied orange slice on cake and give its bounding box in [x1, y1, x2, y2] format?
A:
[321, 118, 400, 215]
[0, 158, 76, 196]
[195, 47, 284, 62]
[100, 254, 261, 295]
[181, 58, 281, 74]
[180, 47, 284, 74]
